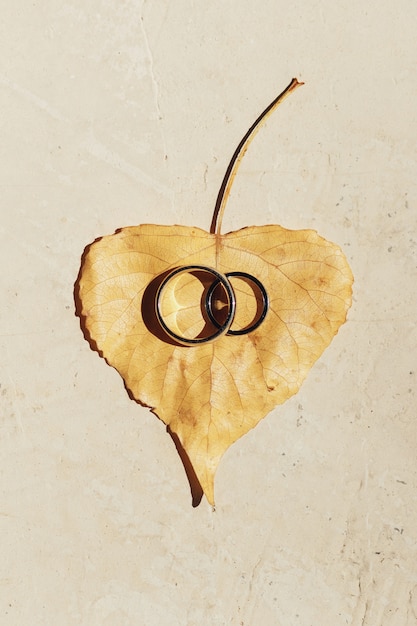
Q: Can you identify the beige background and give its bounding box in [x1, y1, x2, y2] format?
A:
[1, 1, 417, 624]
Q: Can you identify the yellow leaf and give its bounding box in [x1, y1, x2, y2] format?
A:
[75, 79, 353, 505]
[77, 223, 352, 504]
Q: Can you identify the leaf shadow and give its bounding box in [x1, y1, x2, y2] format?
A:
[167, 426, 204, 507]
[74, 237, 103, 355]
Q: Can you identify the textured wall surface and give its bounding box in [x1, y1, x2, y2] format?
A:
[1, 1, 417, 624]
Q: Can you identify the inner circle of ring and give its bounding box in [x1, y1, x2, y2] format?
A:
[206, 271, 269, 336]
[155, 265, 236, 345]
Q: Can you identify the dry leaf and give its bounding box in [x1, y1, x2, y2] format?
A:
[76, 79, 353, 505]
[77, 223, 352, 504]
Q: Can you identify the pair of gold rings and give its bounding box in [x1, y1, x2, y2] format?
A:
[155, 265, 269, 346]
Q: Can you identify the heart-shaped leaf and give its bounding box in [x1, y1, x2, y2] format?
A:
[78, 224, 352, 504]
[76, 80, 353, 504]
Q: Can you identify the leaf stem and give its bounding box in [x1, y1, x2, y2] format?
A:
[210, 78, 304, 240]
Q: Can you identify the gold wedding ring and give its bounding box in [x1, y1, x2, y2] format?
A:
[206, 271, 269, 336]
[154, 265, 269, 345]
[155, 265, 236, 345]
